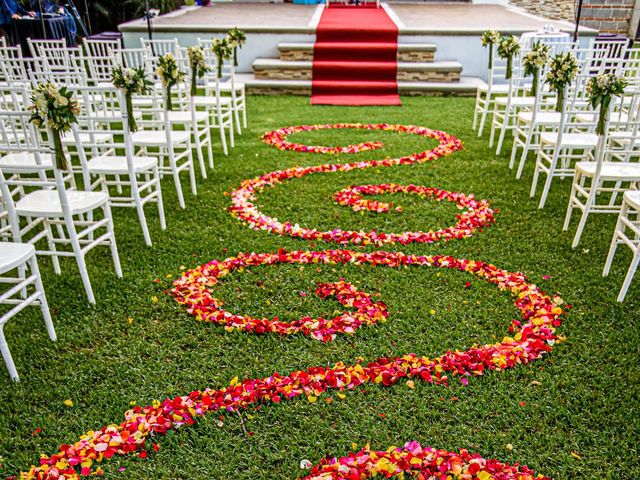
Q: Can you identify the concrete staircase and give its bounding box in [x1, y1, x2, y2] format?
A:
[244, 41, 484, 96]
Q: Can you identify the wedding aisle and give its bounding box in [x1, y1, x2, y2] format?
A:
[1, 96, 636, 480]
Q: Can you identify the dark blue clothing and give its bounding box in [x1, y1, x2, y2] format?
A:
[27, 0, 76, 37]
[0, 0, 28, 25]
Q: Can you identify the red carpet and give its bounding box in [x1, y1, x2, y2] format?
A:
[311, 5, 401, 106]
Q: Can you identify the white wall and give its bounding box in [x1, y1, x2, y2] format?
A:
[399, 33, 596, 81]
[122, 27, 597, 80]
[122, 30, 315, 73]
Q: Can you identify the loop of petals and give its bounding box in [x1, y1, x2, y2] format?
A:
[230, 123, 495, 245]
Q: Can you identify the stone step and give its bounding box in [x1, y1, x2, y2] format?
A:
[279, 42, 437, 63]
[238, 73, 485, 97]
[252, 58, 462, 83]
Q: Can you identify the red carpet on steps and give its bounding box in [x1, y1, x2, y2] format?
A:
[311, 5, 401, 106]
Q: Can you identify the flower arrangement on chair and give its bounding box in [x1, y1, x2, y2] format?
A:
[155, 53, 186, 111]
[186, 46, 211, 96]
[111, 66, 153, 132]
[211, 37, 233, 79]
[480, 30, 501, 69]
[227, 27, 246, 67]
[496, 35, 520, 79]
[29, 83, 80, 170]
[546, 51, 579, 112]
[522, 41, 550, 97]
[586, 73, 628, 135]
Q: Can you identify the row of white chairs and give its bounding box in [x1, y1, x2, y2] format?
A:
[473, 38, 640, 301]
[0, 37, 244, 157]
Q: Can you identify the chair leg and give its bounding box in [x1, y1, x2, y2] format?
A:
[242, 99, 247, 129]
[29, 254, 56, 341]
[168, 148, 186, 209]
[478, 94, 491, 137]
[233, 97, 242, 135]
[132, 182, 152, 247]
[489, 114, 497, 148]
[530, 149, 543, 198]
[496, 108, 510, 155]
[186, 140, 197, 196]
[571, 180, 598, 248]
[194, 123, 207, 180]
[538, 149, 560, 209]
[609, 180, 623, 206]
[516, 125, 534, 178]
[228, 112, 235, 148]
[154, 166, 167, 231]
[17, 264, 27, 299]
[617, 253, 640, 302]
[68, 223, 95, 304]
[104, 203, 123, 278]
[43, 222, 61, 275]
[603, 232, 622, 278]
[472, 93, 480, 131]
[563, 175, 580, 232]
[205, 116, 214, 170]
[509, 127, 520, 170]
[0, 325, 19, 381]
[218, 111, 228, 156]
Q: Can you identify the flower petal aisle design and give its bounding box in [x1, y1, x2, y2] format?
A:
[22, 125, 560, 480]
[231, 124, 495, 245]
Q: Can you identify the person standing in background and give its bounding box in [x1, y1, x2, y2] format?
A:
[0, 0, 35, 41]
[29, 0, 77, 38]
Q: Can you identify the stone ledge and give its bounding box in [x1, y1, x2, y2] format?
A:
[279, 42, 437, 63]
[241, 74, 484, 97]
[253, 59, 462, 83]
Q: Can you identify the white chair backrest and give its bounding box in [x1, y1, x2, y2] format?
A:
[75, 85, 121, 120]
[577, 42, 628, 76]
[83, 38, 122, 58]
[30, 46, 88, 87]
[82, 39, 122, 83]
[141, 38, 180, 60]
[0, 111, 76, 216]
[121, 48, 152, 73]
[0, 94, 38, 150]
[28, 38, 69, 70]
[0, 47, 30, 87]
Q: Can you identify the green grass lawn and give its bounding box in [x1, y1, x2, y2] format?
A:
[0, 96, 638, 479]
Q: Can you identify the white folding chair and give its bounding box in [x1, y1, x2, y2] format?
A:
[0, 241, 56, 381]
[530, 72, 599, 208]
[168, 68, 213, 176]
[198, 38, 247, 134]
[564, 93, 640, 247]
[194, 50, 235, 156]
[72, 87, 167, 246]
[603, 190, 640, 301]
[473, 52, 508, 137]
[131, 88, 197, 209]
[509, 70, 561, 179]
[490, 51, 534, 155]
